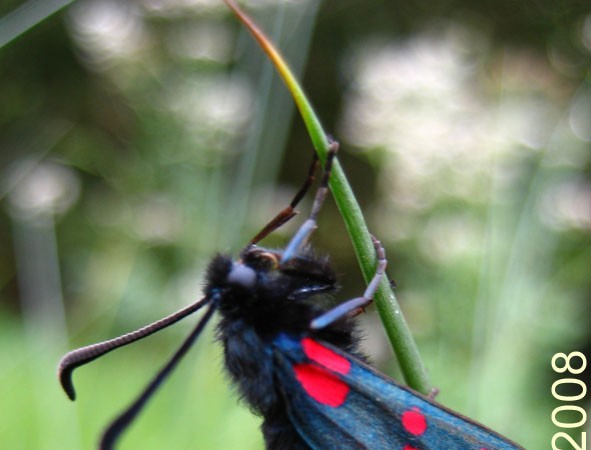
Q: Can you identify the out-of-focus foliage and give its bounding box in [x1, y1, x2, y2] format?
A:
[0, 1, 589, 449]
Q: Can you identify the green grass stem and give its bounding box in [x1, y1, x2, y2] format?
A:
[225, 0, 431, 394]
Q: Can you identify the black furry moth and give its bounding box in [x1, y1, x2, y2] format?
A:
[58, 141, 523, 449]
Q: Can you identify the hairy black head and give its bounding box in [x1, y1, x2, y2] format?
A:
[207, 246, 337, 336]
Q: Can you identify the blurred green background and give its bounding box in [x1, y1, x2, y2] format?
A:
[1, 0, 589, 449]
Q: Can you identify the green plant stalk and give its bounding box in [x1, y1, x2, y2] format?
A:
[225, 0, 431, 394]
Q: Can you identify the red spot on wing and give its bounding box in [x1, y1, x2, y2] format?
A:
[403, 446, 419, 450]
[293, 363, 350, 407]
[401, 407, 427, 436]
[301, 338, 351, 374]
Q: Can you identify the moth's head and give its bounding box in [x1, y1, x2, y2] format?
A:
[208, 246, 337, 315]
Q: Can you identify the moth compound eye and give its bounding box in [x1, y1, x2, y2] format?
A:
[258, 252, 279, 270]
[242, 249, 280, 271]
[227, 264, 257, 289]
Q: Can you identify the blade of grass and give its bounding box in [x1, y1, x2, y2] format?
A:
[224, 0, 431, 394]
[0, 0, 75, 48]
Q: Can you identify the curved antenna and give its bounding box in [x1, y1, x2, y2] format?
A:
[100, 301, 217, 450]
[58, 297, 211, 400]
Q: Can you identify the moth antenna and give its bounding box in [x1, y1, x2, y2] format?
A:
[58, 297, 211, 401]
[100, 301, 217, 450]
[282, 139, 339, 262]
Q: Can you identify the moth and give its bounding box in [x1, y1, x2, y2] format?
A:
[59, 141, 523, 449]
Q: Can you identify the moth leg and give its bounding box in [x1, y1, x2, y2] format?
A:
[249, 152, 320, 245]
[281, 139, 339, 263]
[428, 387, 440, 400]
[310, 235, 387, 330]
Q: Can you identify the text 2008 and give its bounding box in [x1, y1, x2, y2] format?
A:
[551, 352, 587, 450]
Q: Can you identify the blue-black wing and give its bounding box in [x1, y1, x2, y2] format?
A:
[272, 334, 523, 450]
